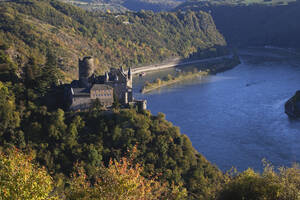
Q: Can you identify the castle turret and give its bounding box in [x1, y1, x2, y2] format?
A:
[127, 68, 132, 88]
[128, 68, 132, 79]
[105, 72, 109, 82]
[79, 56, 94, 88]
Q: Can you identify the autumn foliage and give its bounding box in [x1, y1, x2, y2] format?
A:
[66, 146, 187, 200]
[218, 161, 300, 200]
[0, 148, 57, 200]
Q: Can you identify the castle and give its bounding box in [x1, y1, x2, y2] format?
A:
[66, 56, 146, 111]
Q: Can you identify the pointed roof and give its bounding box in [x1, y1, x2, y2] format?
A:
[128, 67, 132, 77]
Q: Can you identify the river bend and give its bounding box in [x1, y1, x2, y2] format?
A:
[133, 48, 300, 171]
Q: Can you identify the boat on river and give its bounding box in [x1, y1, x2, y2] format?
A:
[139, 72, 146, 77]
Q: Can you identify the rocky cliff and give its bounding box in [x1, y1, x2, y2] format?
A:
[285, 91, 300, 118]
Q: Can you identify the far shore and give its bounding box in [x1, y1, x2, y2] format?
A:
[141, 70, 210, 93]
[140, 57, 241, 93]
[131, 55, 233, 75]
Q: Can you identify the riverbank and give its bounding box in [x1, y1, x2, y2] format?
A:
[140, 57, 240, 93]
[132, 55, 232, 75]
[141, 70, 210, 93]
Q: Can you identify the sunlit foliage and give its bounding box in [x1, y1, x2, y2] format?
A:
[0, 0, 226, 80]
[0, 148, 57, 200]
[66, 146, 187, 200]
[218, 161, 300, 200]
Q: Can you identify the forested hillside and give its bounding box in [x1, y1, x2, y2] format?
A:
[176, 0, 300, 48]
[0, 69, 223, 199]
[3, 16, 224, 197]
[0, 0, 226, 81]
[2, 1, 300, 199]
[0, 1, 227, 198]
[1, 67, 300, 199]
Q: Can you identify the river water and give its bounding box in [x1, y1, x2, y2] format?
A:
[133, 48, 300, 172]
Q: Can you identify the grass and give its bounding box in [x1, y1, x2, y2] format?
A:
[141, 69, 210, 93]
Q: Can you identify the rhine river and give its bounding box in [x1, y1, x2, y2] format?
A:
[133, 48, 300, 172]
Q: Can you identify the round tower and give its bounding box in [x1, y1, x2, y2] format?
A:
[79, 56, 94, 88]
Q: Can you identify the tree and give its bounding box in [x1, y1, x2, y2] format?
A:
[112, 93, 121, 109]
[155, 78, 162, 85]
[218, 161, 300, 200]
[47, 108, 67, 141]
[43, 51, 62, 88]
[0, 81, 20, 138]
[165, 74, 173, 81]
[0, 148, 57, 200]
[0, 50, 18, 82]
[66, 146, 187, 200]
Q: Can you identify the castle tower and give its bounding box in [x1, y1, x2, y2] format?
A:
[79, 56, 94, 88]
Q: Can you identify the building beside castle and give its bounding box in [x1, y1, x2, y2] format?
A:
[66, 56, 146, 111]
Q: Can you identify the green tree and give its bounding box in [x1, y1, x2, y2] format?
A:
[218, 161, 300, 200]
[44, 51, 62, 85]
[112, 93, 121, 109]
[66, 146, 187, 200]
[47, 108, 67, 141]
[0, 82, 20, 138]
[0, 50, 18, 82]
[64, 115, 84, 149]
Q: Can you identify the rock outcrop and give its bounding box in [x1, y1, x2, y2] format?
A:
[285, 91, 300, 118]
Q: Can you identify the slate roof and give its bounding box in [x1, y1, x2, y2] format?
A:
[91, 84, 113, 91]
[72, 88, 90, 97]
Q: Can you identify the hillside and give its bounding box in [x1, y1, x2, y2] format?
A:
[61, 0, 185, 12]
[0, 0, 226, 82]
[175, 0, 300, 48]
[3, 1, 300, 199]
[0, 70, 224, 199]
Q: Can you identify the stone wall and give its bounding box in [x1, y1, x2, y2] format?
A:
[91, 88, 114, 107]
[70, 96, 91, 110]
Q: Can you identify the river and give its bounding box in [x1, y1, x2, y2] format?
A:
[133, 48, 300, 172]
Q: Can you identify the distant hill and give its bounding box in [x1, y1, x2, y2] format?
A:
[60, 0, 130, 12]
[175, 0, 300, 48]
[63, 0, 296, 12]
[0, 0, 226, 81]
[179, 0, 296, 6]
[60, 0, 185, 12]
